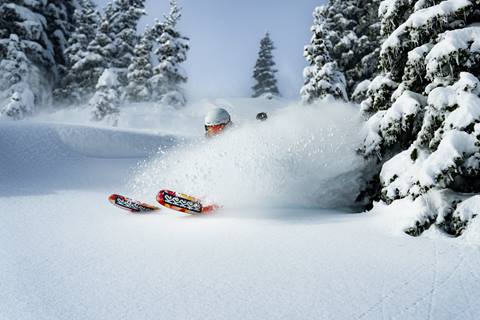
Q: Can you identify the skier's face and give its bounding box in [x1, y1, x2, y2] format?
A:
[205, 124, 227, 137]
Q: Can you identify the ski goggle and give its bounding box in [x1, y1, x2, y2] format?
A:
[205, 124, 227, 136]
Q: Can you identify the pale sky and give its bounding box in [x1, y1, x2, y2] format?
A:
[95, 0, 325, 99]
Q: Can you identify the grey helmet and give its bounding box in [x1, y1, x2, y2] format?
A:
[204, 108, 231, 126]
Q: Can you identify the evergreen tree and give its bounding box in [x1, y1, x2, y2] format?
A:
[359, 0, 480, 235]
[81, 8, 116, 98]
[61, 0, 145, 104]
[126, 26, 154, 102]
[0, 1, 57, 112]
[90, 68, 120, 124]
[55, 0, 100, 104]
[0, 34, 35, 119]
[45, 0, 80, 68]
[301, 6, 347, 104]
[150, 0, 189, 107]
[350, 0, 382, 102]
[109, 0, 145, 76]
[305, 0, 381, 99]
[252, 32, 280, 98]
[0, 1, 78, 114]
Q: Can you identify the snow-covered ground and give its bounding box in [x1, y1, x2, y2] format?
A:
[2, 98, 480, 319]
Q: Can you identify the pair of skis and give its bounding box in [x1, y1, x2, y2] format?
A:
[109, 190, 219, 215]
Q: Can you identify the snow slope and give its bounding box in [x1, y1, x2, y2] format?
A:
[2, 99, 480, 320]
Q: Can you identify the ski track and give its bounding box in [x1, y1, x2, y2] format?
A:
[2, 119, 480, 319]
[427, 242, 438, 320]
[390, 243, 474, 320]
[355, 257, 434, 319]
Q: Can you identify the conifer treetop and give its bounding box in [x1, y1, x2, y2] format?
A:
[252, 32, 280, 98]
[164, 0, 182, 28]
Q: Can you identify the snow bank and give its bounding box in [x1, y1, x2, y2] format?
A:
[0, 122, 179, 194]
[131, 101, 364, 210]
[371, 188, 475, 236]
[370, 196, 427, 236]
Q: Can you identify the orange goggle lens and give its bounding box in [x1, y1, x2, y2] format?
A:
[205, 124, 226, 135]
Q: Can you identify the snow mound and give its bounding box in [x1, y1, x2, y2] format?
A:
[0, 122, 177, 162]
[131, 102, 365, 210]
[0, 122, 179, 194]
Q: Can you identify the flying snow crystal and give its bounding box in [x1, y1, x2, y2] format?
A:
[131, 102, 365, 210]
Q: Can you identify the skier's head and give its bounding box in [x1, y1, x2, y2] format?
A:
[256, 112, 268, 122]
[204, 108, 232, 137]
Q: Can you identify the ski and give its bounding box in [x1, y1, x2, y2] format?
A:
[108, 194, 160, 213]
[156, 189, 219, 215]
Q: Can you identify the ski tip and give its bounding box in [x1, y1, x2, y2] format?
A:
[108, 194, 119, 204]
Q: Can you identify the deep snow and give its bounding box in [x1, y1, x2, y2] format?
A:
[131, 101, 364, 210]
[2, 98, 480, 320]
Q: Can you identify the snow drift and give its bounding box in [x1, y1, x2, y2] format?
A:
[0, 122, 179, 195]
[131, 102, 365, 210]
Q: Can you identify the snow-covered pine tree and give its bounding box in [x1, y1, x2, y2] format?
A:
[305, 0, 381, 100]
[0, 34, 35, 120]
[150, 0, 189, 107]
[76, 2, 118, 102]
[106, 0, 145, 91]
[301, 6, 347, 104]
[0, 1, 57, 114]
[360, 0, 480, 236]
[90, 68, 120, 124]
[349, 0, 382, 103]
[318, 0, 357, 96]
[55, 0, 100, 104]
[45, 0, 80, 68]
[126, 26, 154, 102]
[63, 0, 144, 105]
[251, 32, 280, 99]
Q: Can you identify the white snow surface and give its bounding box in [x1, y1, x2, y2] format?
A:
[2, 98, 480, 319]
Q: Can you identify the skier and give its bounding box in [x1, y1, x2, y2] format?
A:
[204, 107, 233, 138]
[256, 112, 268, 121]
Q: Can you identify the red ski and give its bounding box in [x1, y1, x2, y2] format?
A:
[108, 194, 160, 213]
[156, 189, 219, 215]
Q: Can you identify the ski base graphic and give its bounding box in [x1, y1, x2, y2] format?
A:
[109, 194, 160, 213]
[156, 190, 219, 215]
